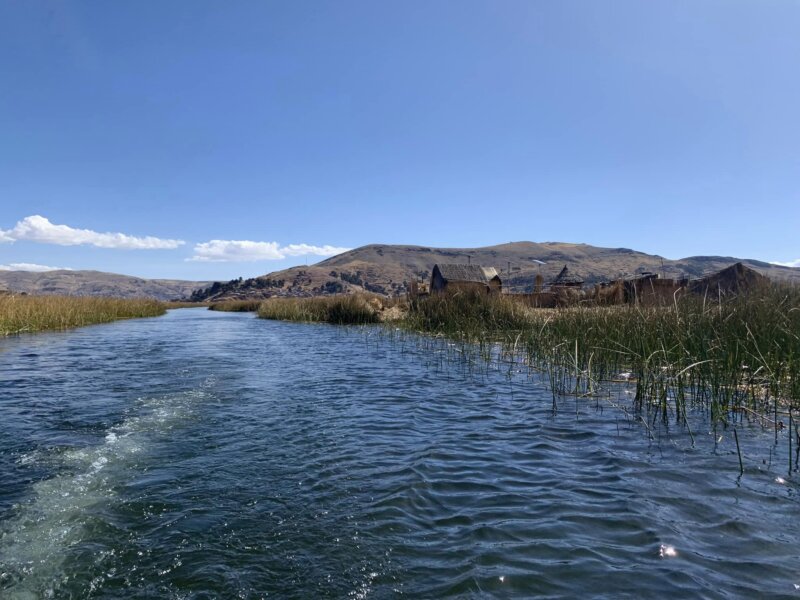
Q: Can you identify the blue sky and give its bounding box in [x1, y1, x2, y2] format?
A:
[1, 1, 798, 280]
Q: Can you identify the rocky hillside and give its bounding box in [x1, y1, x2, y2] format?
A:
[321, 242, 800, 291]
[191, 241, 800, 301]
[188, 266, 395, 302]
[0, 270, 210, 301]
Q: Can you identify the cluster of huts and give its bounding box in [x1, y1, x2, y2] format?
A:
[418, 262, 767, 307]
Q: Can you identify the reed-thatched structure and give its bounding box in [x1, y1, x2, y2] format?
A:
[549, 265, 584, 289]
[689, 262, 768, 297]
[621, 274, 685, 306]
[594, 263, 766, 306]
[430, 264, 502, 295]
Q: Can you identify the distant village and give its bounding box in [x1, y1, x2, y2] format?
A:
[186, 259, 770, 305]
[413, 261, 768, 307]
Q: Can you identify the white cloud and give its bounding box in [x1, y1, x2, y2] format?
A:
[189, 240, 283, 262]
[280, 243, 353, 257]
[771, 259, 800, 268]
[189, 239, 351, 262]
[0, 215, 184, 249]
[0, 262, 72, 272]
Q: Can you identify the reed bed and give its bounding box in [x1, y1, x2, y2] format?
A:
[164, 301, 208, 309]
[209, 299, 263, 312]
[0, 295, 166, 336]
[403, 286, 800, 425]
[258, 294, 381, 325]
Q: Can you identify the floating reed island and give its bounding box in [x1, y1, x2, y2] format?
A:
[0, 294, 165, 336]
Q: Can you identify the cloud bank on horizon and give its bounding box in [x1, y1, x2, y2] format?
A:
[188, 240, 352, 262]
[0, 215, 184, 249]
[0, 215, 351, 267]
[0, 262, 72, 272]
[1, 215, 796, 271]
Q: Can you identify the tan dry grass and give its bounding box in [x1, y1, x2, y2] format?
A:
[209, 300, 263, 312]
[164, 301, 208, 309]
[0, 294, 166, 336]
[258, 294, 382, 324]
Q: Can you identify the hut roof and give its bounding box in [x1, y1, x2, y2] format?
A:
[435, 264, 500, 283]
[550, 265, 584, 286]
[689, 262, 768, 296]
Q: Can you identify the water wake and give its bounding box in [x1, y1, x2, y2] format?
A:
[0, 386, 211, 598]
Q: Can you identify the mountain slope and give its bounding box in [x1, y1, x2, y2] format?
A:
[195, 241, 799, 300]
[0, 270, 210, 301]
[319, 242, 800, 291]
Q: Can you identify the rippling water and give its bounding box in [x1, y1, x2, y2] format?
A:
[1, 308, 798, 598]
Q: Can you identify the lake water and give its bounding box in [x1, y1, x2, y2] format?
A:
[1, 308, 798, 598]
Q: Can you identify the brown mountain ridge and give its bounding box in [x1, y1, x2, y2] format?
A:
[191, 242, 800, 301]
[0, 269, 210, 301]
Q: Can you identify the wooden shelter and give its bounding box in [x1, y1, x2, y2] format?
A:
[430, 264, 502, 295]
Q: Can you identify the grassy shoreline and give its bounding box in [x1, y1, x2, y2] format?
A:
[254, 287, 800, 421]
[13, 285, 793, 423]
[0, 295, 166, 336]
[209, 299, 263, 312]
[412, 288, 800, 414]
[4, 288, 797, 473]
[257, 295, 382, 324]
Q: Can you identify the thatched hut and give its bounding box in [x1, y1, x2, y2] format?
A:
[623, 274, 686, 306]
[430, 264, 502, 295]
[549, 265, 584, 289]
[689, 262, 768, 297]
[594, 280, 625, 305]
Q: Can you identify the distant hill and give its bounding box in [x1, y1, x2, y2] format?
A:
[322, 242, 800, 287]
[187, 267, 380, 302]
[188, 241, 800, 301]
[0, 270, 210, 301]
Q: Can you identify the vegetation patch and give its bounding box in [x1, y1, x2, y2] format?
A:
[0, 295, 166, 336]
[209, 300, 263, 312]
[402, 286, 800, 425]
[258, 294, 382, 325]
[164, 301, 208, 309]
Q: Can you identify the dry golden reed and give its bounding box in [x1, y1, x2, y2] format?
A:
[0, 295, 166, 336]
[258, 294, 380, 324]
[209, 299, 263, 312]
